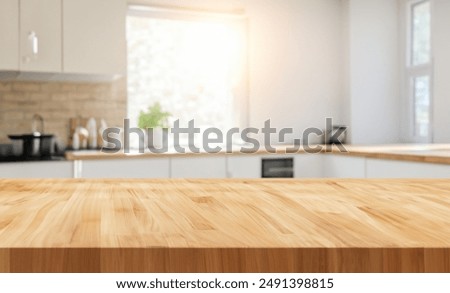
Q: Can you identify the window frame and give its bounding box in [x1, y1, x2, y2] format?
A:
[404, 0, 433, 143]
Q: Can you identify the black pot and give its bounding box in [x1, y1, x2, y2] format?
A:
[8, 134, 55, 157]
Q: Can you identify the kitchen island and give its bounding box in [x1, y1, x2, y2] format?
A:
[0, 179, 450, 273]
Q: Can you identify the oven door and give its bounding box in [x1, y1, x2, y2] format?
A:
[261, 157, 294, 178]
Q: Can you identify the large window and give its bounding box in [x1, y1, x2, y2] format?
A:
[127, 7, 247, 135]
[406, 0, 432, 142]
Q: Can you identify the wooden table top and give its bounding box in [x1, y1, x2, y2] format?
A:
[1, 179, 450, 249]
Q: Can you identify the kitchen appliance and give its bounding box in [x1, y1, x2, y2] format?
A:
[8, 134, 55, 157]
[261, 158, 294, 178]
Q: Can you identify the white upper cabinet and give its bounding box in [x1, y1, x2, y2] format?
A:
[20, 0, 62, 73]
[0, 0, 126, 79]
[0, 0, 19, 70]
[63, 0, 126, 76]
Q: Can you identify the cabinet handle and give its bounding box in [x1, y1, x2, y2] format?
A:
[22, 31, 38, 64]
[29, 31, 39, 56]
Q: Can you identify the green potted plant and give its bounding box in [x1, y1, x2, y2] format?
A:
[138, 102, 171, 149]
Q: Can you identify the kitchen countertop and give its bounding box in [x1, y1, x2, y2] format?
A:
[1, 178, 450, 272]
[64, 144, 450, 165]
[64, 144, 315, 160]
[336, 144, 450, 164]
[0, 155, 66, 163]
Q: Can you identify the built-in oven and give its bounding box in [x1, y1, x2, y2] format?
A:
[261, 157, 294, 178]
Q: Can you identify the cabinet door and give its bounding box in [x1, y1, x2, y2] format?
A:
[366, 158, 450, 178]
[323, 155, 366, 178]
[80, 158, 170, 178]
[0, 161, 73, 178]
[227, 155, 261, 178]
[0, 0, 19, 70]
[63, 0, 126, 75]
[171, 156, 227, 178]
[20, 0, 62, 72]
[294, 154, 324, 178]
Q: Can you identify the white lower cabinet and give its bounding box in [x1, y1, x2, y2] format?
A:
[9, 154, 447, 180]
[80, 158, 170, 178]
[323, 155, 366, 178]
[294, 154, 324, 178]
[366, 158, 450, 178]
[227, 155, 261, 178]
[0, 161, 73, 178]
[171, 156, 227, 178]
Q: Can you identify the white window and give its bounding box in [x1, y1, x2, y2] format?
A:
[126, 6, 248, 134]
[406, 0, 433, 142]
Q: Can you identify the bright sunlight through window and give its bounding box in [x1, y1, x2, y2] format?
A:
[407, 0, 432, 142]
[127, 12, 245, 132]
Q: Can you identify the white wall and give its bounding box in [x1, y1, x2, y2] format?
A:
[128, 0, 450, 145]
[344, 0, 401, 144]
[432, 0, 450, 143]
[129, 0, 345, 144]
[245, 0, 344, 144]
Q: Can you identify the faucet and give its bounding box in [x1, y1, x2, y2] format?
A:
[32, 114, 44, 135]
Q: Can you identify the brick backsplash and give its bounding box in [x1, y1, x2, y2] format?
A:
[0, 78, 127, 147]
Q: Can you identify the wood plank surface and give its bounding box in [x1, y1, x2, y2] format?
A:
[1, 179, 450, 272]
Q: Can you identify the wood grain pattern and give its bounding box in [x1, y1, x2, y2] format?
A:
[64, 145, 312, 161]
[0, 249, 9, 273]
[1, 179, 450, 272]
[65, 144, 450, 165]
[333, 144, 450, 165]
